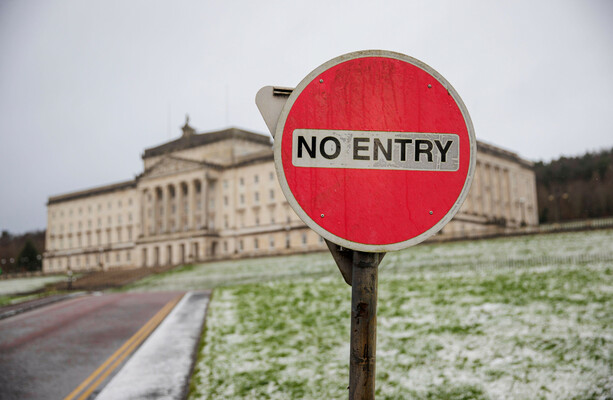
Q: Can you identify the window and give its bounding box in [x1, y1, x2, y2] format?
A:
[78, 207, 82, 215]
[118, 215, 122, 224]
[224, 215, 228, 229]
[254, 192, 260, 204]
[128, 198, 132, 206]
[254, 238, 259, 250]
[302, 232, 307, 245]
[224, 196, 229, 206]
[108, 201, 111, 209]
[107, 216, 112, 225]
[269, 171, 274, 181]
[254, 175, 259, 184]
[255, 215, 260, 226]
[269, 189, 275, 201]
[239, 177, 244, 186]
[223, 241, 228, 252]
[269, 235, 275, 249]
[118, 200, 122, 208]
[238, 239, 244, 252]
[116, 252, 120, 262]
[240, 194, 245, 205]
[223, 180, 228, 189]
[126, 251, 131, 261]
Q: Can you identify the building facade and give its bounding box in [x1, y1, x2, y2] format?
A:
[43, 121, 538, 273]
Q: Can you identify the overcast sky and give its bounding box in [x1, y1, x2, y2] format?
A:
[1, 0, 612, 234]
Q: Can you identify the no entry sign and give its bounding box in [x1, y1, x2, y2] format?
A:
[274, 50, 476, 252]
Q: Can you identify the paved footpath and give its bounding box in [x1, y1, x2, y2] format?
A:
[0, 291, 209, 400]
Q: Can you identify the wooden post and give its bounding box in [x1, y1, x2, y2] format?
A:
[349, 251, 382, 400]
[324, 240, 385, 399]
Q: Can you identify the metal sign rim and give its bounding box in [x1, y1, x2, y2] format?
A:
[273, 49, 477, 252]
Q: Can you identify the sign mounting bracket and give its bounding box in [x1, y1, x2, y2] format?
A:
[326, 239, 385, 286]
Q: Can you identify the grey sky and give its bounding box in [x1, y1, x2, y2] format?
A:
[1, 0, 612, 233]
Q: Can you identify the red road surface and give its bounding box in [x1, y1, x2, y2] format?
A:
[0, 292, 184, 400]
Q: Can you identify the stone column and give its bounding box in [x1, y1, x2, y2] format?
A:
[141, 189, 148, 237]
[510, 172, 519, 223]
[177, 183, 184, 232]
[503, 169, 511, 221]
[188, 180, 195, 231]
[164, 184, 171, 233]
[478, 162, 486, 215]
[202, 177, 208, 229]
[485, 164, 493, 217]
[153, 187, 159, 235]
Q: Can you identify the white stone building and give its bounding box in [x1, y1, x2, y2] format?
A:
[43, 120, 537, 273]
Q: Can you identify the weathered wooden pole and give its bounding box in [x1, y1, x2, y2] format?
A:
[349, 251, 383, 400]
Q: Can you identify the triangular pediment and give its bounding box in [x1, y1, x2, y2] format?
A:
[142, 156, 204, 179]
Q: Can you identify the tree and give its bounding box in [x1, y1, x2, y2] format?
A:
[535, 147, 613, 223]
[18, 240, 41, 271]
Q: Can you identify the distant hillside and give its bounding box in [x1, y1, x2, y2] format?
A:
[0, 230, 45, 273]
[535, 147, 613, 223]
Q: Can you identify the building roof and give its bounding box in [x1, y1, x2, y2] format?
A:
[234, 148, 274, 167]
[142, 127, 272, 159]
[47, 179, 136, 205]
[477, 140, 533, 169]
[48, 127, 533, 206]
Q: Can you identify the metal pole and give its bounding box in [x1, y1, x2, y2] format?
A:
[349, 251, 381, 400]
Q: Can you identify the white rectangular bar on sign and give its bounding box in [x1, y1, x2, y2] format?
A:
[292, 129, 460, 171]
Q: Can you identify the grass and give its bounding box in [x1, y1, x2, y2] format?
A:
[0, 275, 67, 307]
[128, 230, 613, 400]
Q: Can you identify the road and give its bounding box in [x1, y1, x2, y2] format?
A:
[0, 291, 184, 400]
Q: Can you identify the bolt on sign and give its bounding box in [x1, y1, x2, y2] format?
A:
[271, 50, 476, 252]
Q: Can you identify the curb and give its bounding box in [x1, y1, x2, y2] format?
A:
[96, 290, 211, 400]
[0, 292, 86, 320]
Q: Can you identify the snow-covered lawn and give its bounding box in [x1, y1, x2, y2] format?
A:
[0, 275, 65, 297]
[134, 230, 613, 399]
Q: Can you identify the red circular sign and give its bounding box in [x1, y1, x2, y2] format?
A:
[274, 50, 476, 252]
